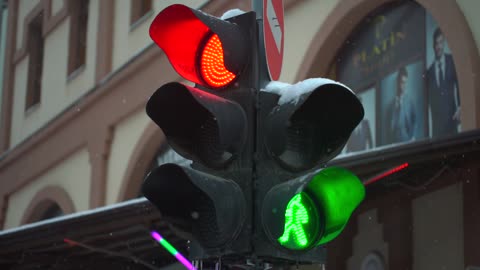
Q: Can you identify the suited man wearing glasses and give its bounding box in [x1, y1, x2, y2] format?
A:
[426, 28, 460, 138]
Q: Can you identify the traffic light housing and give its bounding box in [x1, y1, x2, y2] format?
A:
[254, 80, 365, 262]
[142, 4, 258, 260]
[142, 3, 366, 266]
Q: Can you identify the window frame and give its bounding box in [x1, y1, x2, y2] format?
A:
[25, 12, 44, 112]
[130, 0, 152, 27]
[67, 0, 89, 77]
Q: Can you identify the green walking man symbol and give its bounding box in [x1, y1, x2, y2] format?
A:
[278, 193, 310, 248]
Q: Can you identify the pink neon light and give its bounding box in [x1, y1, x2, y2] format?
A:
[175, 253, 196, 270]
[151, 231, 162, 242]
[364, 163, 409, 186]
[150, 230, 196, 270]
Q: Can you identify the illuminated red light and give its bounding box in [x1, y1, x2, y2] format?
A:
[363, 162, 409, 186]
[200, 34, 236, 88]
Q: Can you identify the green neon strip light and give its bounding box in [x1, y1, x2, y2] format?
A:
[159, 237, 177, 255]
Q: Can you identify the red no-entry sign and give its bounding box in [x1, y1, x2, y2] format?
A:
[263, 0, 284, 81]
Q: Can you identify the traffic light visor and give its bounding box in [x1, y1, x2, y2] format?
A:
[307, 167, 365, 245]
[264, 82, 364, 171]
[146, 82, 247, 168]
[142, 164, 246, 247]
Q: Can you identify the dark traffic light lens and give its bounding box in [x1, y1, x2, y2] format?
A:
[200, 34, 237, 88]
[142, 164, 246, 248]
[146, 83, 247, 169]
[264, 83, 364, 171]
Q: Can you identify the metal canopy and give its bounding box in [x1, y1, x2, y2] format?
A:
[0, 198, 187, 270]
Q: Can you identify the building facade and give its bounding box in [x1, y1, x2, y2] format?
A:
[0, 0, 480, 269]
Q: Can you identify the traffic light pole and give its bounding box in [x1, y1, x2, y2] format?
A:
[252, 1, 279, 268]
[252, 0, 263, 16]
[252, 0, 271, 90]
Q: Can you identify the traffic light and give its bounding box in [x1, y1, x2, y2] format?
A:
[148, 4, 253, 89]
[142, 4, 258, 260]
[254, 80, 365, 263]
[142, 2, 366, 266]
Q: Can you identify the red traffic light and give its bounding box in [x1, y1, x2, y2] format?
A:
[149, 4, 248, 88]
[200, 34, 237, 87]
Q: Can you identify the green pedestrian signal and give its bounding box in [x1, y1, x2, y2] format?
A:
[278, 193, 320, 250]
[263, 167, 365, 251]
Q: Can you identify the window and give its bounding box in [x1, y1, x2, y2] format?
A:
[25, 200, 64, 224]
[130, 0, 152, 25]
[0, 0, 8, 120]
[68, 0, 89, 75]
[38, 203, 64, 221]
[25, 12, 43, 111]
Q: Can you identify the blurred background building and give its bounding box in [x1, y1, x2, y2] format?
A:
[0, 0, 479, 269]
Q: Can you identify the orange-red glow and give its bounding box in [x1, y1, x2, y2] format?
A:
[200, 34, 236, 88]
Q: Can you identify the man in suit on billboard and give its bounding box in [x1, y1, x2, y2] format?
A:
[426, 28, 460, 137]
[346, 96, 373, 152]
[389, 66, 417, 144]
